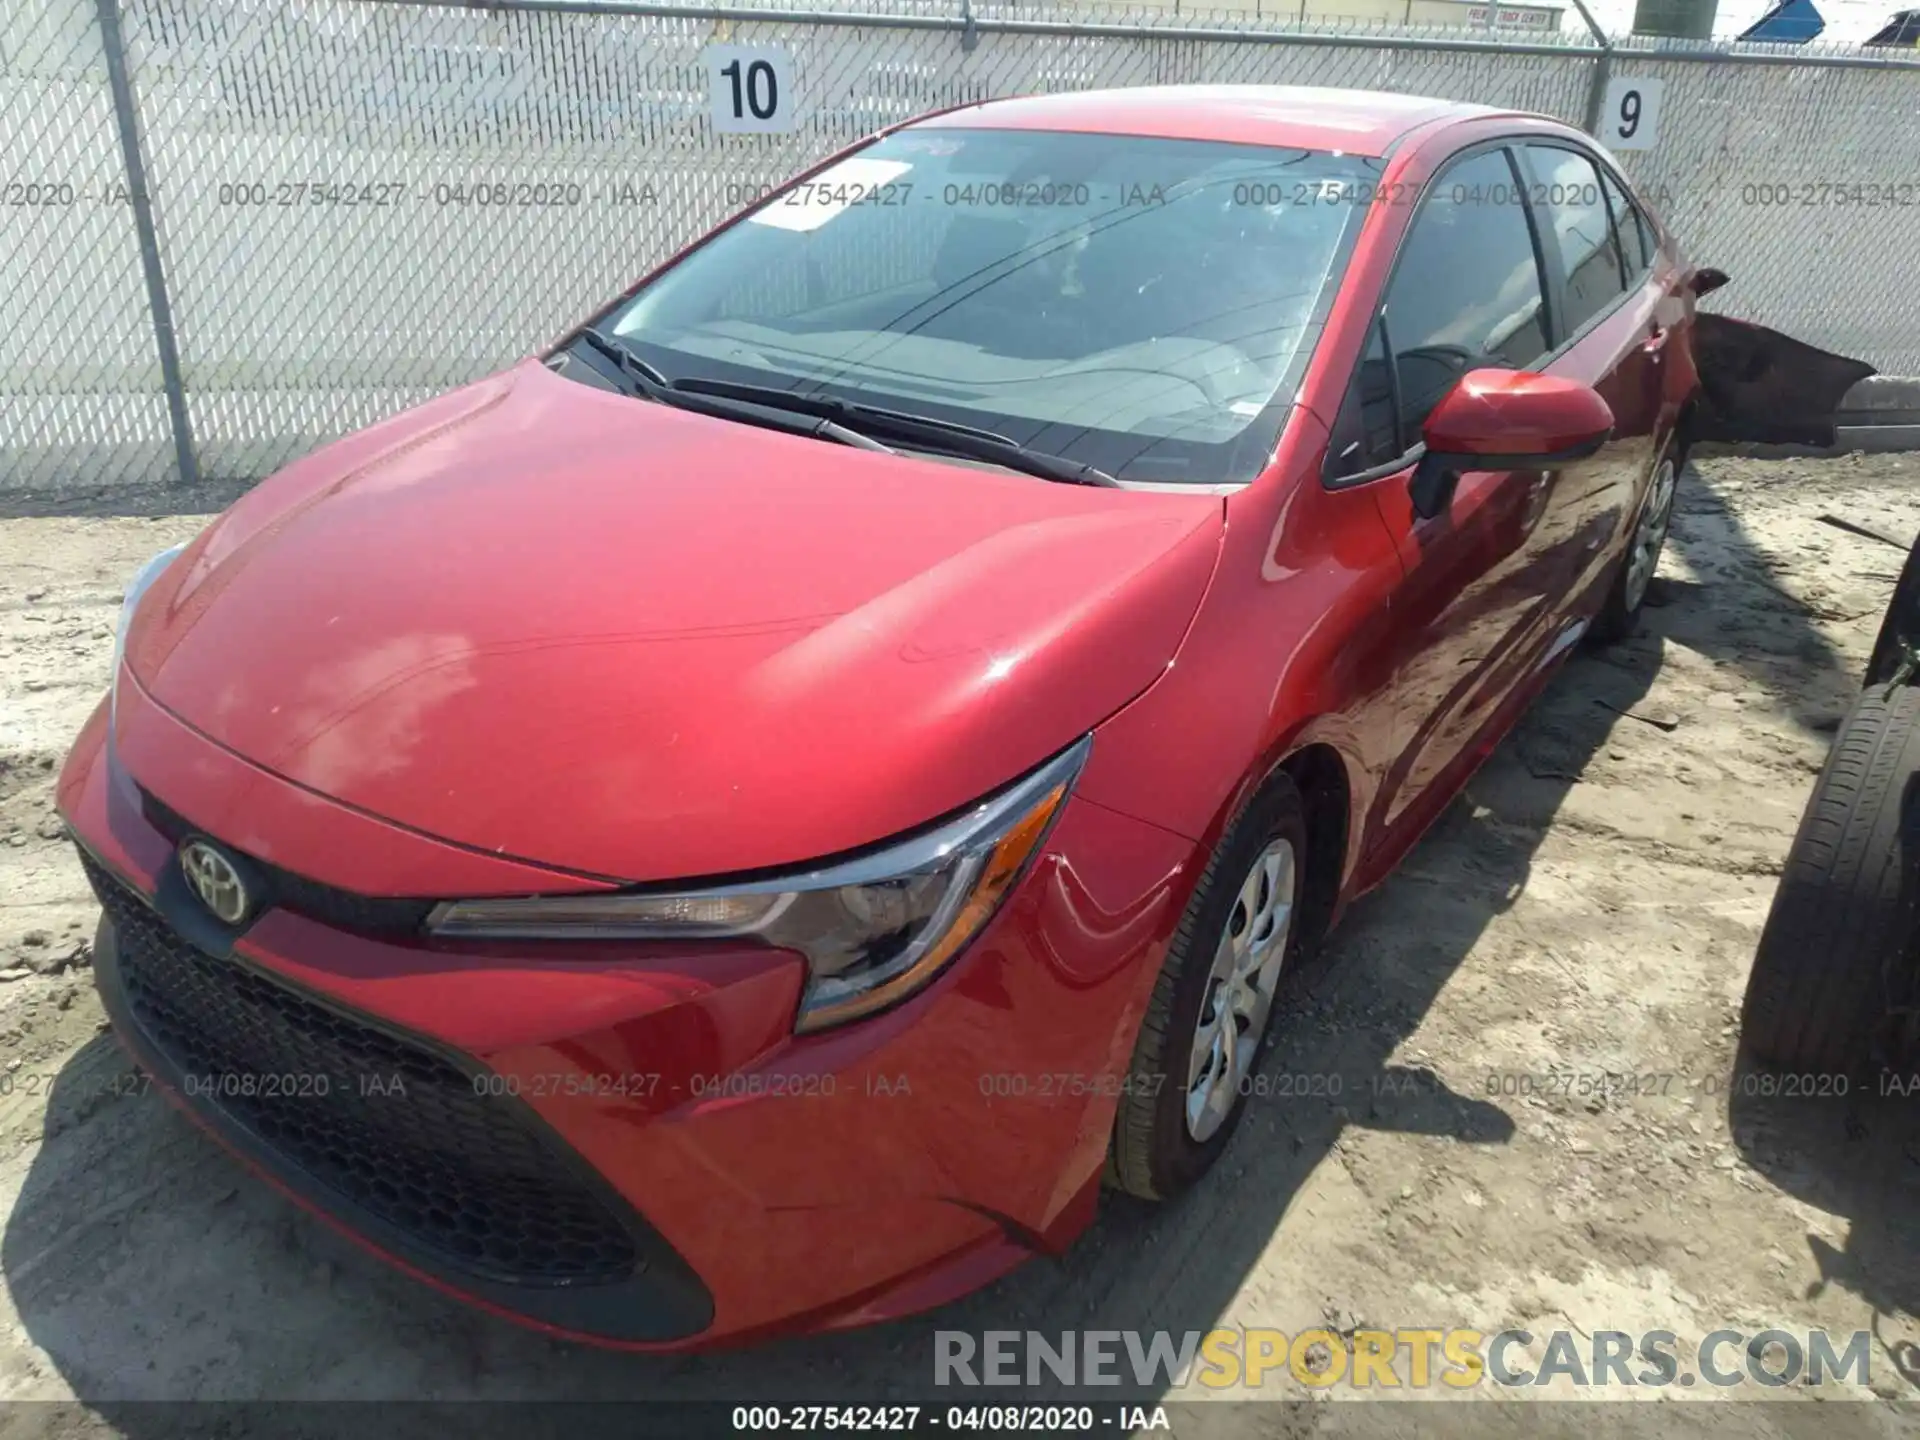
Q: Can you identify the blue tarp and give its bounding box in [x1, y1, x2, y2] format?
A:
[1739, 0, 1826, 40]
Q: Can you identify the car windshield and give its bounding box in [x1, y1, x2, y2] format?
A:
[597, 128, 1378, 484]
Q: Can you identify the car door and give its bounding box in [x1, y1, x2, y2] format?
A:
[1517, 142, 1668, 609]
[1599, 156, 1692, 434]
[1320, 144, 1574, 837]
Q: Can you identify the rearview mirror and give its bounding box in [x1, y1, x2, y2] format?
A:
[1410, 369, 1615, 520]
[1689, 267, 1730, 297]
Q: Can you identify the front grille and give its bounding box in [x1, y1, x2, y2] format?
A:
[84, 856, 640, 1287]
[138, 790, 433, 936]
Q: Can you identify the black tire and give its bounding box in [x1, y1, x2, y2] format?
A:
[1740, 686, 1920, 1075]
[1590, 442, 1682, 644]
[1107, 773, 1310, 1201]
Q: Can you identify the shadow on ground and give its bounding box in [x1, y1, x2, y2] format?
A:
[1729, 1083, 1920, 1387]
[1662, 461, 1861, 731]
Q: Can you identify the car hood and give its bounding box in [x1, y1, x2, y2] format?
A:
[127, 361, 1225, 883]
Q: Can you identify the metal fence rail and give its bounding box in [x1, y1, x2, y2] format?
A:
[3, 0, 1918, 493]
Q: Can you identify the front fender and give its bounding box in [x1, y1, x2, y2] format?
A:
[1075, 407, 1405, 904]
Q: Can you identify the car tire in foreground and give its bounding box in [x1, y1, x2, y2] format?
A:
[1107, 772, 1309, 1200]
[1740, 685, 1920, 1076]
[1590, 443, 1682, 644]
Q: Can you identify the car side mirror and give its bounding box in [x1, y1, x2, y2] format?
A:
[1409, 369, 1615, 520]
[1689, 266, 1730, 297]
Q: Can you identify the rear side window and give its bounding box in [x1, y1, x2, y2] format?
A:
[1375, 147, 1550, 451]
[1598, 166, 1653, 274]
[1525, 144, 1628, 334]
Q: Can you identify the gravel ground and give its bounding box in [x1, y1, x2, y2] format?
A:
[2, 455, 1920, 1435]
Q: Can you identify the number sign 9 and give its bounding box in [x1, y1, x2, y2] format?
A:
[1599, 77, 1663, 152]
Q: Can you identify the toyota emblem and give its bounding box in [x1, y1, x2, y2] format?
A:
[179, 839, 251, 926]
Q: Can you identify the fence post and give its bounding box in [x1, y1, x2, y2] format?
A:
[1583, 47, 1614, 134]
[1562, 0, 1616, 135]
[95, 0, 200, 488]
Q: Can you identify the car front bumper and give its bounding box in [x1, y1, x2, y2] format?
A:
[57, 692, 1195, 1348]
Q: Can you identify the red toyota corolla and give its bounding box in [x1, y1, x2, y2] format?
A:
[60, 85, 1705, 1348]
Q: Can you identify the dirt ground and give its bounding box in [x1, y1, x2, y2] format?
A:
[3, 454, 1920, 1434]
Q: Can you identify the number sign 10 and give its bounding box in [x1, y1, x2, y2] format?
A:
[706, 46, 795, 134]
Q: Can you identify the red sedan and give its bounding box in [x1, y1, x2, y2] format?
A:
[60, 85, 1704, 1348]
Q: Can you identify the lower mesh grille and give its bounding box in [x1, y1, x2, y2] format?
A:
[85, 855, 640, 1287]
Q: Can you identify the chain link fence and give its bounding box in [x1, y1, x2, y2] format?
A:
[3, 0, 1917, 493]
[3, 0, 177, 490]
[1605, 51, 1920, 377]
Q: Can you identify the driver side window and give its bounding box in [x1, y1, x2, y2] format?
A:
[1385, 148, 1550, 439]
[1325, 146, 1551, 482]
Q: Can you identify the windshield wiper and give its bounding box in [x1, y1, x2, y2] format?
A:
[670, 377, 1124, 488]
[573, 329, 895, 455]
[578, 326, 673, 390]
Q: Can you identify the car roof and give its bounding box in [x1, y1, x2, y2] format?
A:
[909, 85, 1521, 158]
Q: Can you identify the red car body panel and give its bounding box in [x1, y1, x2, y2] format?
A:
[59, 86, 1698, 1348]
[125, 362, 1223, 884]
[109, 670, 618, 896]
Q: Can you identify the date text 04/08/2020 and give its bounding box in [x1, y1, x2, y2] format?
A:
[729, 1405, 1172, 1432]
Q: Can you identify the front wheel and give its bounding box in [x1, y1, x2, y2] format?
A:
[1107, 774, 1309, 1200]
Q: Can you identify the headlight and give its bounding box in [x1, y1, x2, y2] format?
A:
[111, 543, 186, 714]
[428, 736, 1091, 1032]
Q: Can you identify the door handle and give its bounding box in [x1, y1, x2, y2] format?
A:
[1642, 326, 1669, 355]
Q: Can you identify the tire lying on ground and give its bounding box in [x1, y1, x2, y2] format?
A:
[1740, 685, 1920, 1075]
